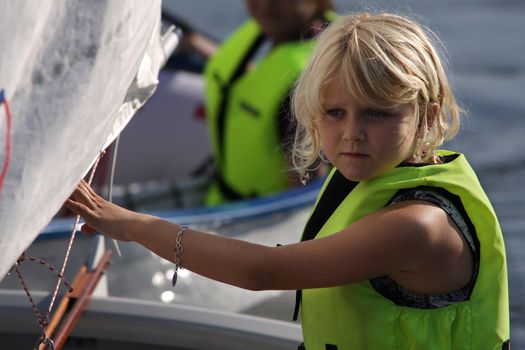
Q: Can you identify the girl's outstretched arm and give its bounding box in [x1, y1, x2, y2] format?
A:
[65, 180, 470, 294]
[65, 180, 277, 290]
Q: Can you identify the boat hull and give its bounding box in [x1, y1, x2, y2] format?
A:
[0, 290, 302, 350]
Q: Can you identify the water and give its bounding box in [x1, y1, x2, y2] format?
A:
[164, 0, 525, 344]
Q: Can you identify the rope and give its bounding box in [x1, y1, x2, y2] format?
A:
[107, 136, 122, 256]
[13, 151, 104, 347]
[13, 253, 73, 331]
[47, 152, 103, 316]
[0, 89, 12, 195]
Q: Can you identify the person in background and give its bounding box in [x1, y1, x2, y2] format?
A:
[203, 0, 335, 205]
[66, 12, 509, 349]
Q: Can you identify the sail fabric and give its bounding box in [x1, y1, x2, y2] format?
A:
[0, 0, 165, 279]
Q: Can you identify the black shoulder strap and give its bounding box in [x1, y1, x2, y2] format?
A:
[301, 171, 358, 242]
[215, 34, 265, 162]
[293, 171, 358, 320]
[211, 34, 265, 201]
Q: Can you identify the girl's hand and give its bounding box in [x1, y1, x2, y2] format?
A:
[65, 179, 146, 241]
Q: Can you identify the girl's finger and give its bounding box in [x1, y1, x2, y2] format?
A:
[80, 224, 98, 234]
[74, 182, 97, 208]
[80, 179, 99, 198]
[65, 198, 90, 216]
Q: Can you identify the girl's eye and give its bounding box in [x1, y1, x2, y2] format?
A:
[324, 108, 345, 118]
[364, 109, 392, 118]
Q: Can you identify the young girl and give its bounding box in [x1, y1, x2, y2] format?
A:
[66, 12, 510, 349]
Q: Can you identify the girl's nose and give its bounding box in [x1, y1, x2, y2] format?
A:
[342, 115, 366, 142]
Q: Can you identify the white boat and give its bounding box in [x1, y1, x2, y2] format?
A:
[0, 290, 302, 350]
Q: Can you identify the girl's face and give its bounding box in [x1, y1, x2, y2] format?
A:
[317, 79, 419, 181]
[245, 0, 321, 44]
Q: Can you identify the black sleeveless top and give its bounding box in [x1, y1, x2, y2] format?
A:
[370, 188, 479, 309]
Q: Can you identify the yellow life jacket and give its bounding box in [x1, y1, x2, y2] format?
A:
[299, 151, 509, 349]
[203, 20, 317, 205]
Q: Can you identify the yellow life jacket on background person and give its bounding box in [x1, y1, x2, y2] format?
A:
[298, 151, 509, 350]
[203, 20, 317, 206]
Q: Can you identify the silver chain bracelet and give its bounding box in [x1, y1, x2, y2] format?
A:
[172, 225, 188, 287]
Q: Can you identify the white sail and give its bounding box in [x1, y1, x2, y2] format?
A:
[0, 0, 166, 279]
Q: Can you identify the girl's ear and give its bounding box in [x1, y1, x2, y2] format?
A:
[427, 101, 440, 127]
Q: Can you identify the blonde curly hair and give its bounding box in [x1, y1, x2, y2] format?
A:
[292, 12, 463, 179]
